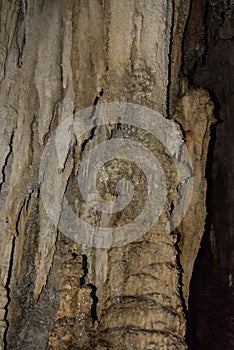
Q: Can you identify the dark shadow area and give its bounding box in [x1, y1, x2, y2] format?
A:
[183, 0, 234, 348]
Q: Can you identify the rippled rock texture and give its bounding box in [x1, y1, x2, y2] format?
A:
[0, 1, 215, 349]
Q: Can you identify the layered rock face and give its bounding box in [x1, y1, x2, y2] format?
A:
[0, 1, 214, 349]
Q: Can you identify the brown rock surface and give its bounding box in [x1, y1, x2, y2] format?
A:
[0, 1, 214, 349]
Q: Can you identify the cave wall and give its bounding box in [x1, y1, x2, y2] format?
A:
[183, 0, 234, 348]
[0, 1, 216, 349]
